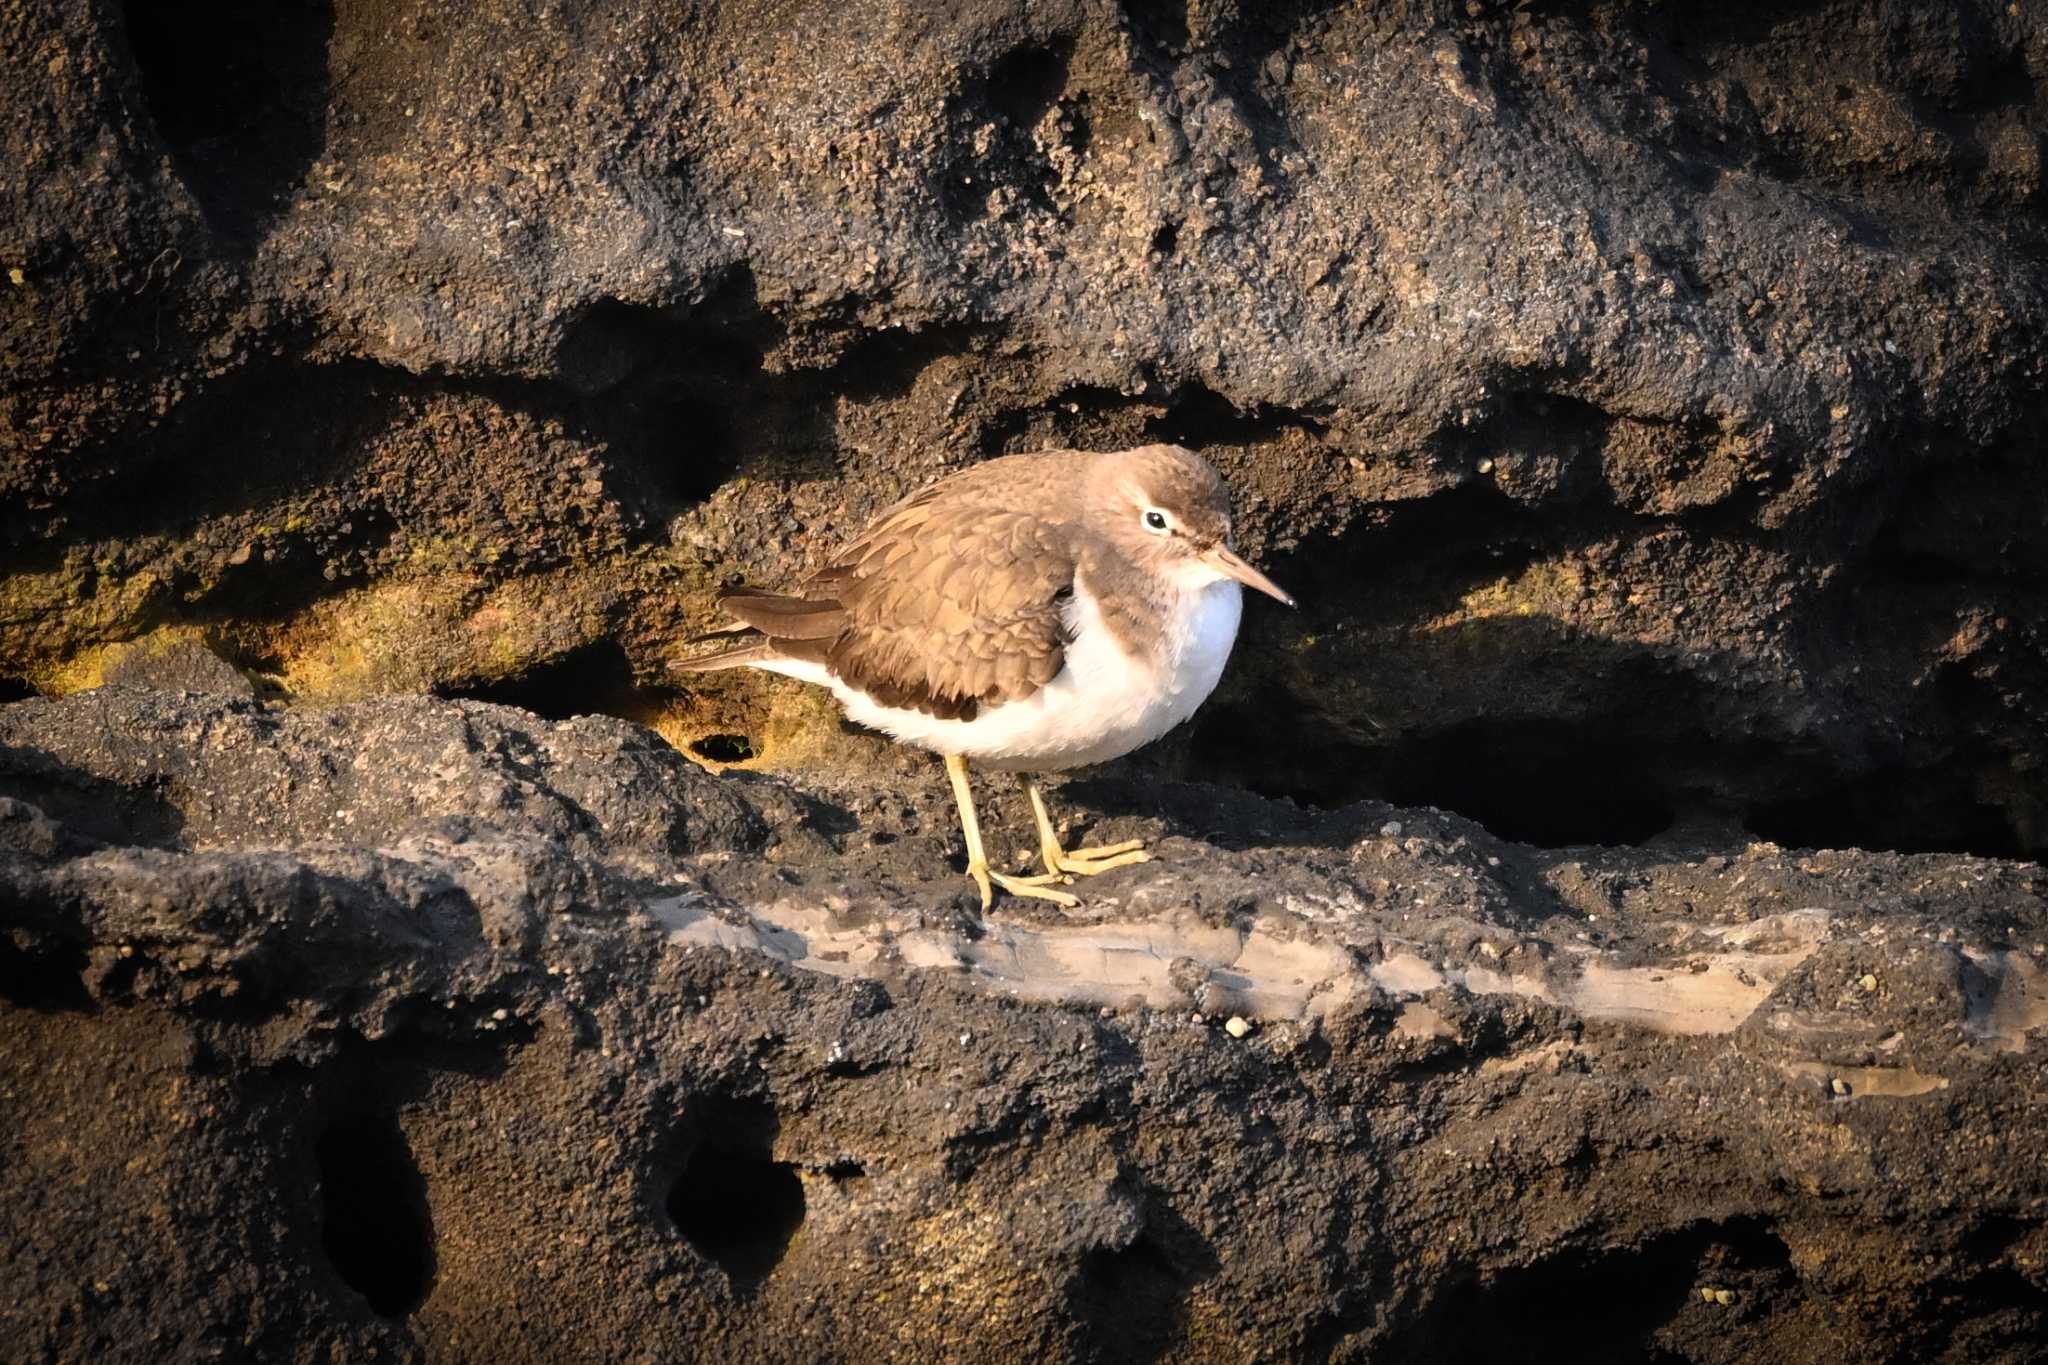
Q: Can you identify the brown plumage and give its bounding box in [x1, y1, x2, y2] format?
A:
[683, 450, 1098, 720]
[674, 443, 1296, 911]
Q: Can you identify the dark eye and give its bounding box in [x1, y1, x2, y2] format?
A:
[1144, 510, 1169, 532]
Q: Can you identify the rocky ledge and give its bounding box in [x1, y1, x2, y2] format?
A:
[2, 686, 2044, 1363]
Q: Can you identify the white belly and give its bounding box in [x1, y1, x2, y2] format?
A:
[757, 579, 1244, 772]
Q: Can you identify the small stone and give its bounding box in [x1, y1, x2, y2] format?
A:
[1380, 821, 1403, 838]
[1224, 1016, 1251, 1039]
[1700, 1287, 1717, 1304]
[7, 267, 23, 286]
[1476, 457, 1495, 474]
[1190, 1012, 1205, 1025]
[1831, 1077, 1851, 1097]
[958, 1031, 972, 1046]
[491, 1008, 509, 1022]
[1714, 1289, 1736, 1306]
[1859, 974, 1878, 993]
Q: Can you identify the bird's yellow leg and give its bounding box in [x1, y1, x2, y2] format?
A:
[1026, 779, 1150, 877]
[944, 755, 1078, 909]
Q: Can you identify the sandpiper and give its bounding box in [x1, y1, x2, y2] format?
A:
[676, 444, 1294, 909]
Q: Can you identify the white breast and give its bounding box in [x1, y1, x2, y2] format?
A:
[757, 577, 1244, 772]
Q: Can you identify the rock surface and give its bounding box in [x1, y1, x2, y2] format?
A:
[4, 0, 2046, 857]
[6, 0, 2048, 1358]
[3, 689, 2046, 1362]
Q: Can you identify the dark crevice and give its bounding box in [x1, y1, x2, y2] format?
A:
[1380, 721, 1679, 848]
[1122, 0, 1190, 58]
[120, 0, 334, 240]
[6, 361, 408, 557]
[439, 640, 662, 723]
[940, 39, 1078, 221]
[0, 746, 186, 850]
[0, 939, 94, 1014]
[1072, 1235, 1185, 1363]
[976, 385, 1156, 457]
[1070, 1195, 1217, 1365]
[830, 321, 992, 403]
[663, 1099, 805, 1293]
[1381, 1220, 1783, 1364]
[1142, 383, 1328, 447]
[1746, 775, 2026, 860]
[315, 1114, 436, 1318]
[984, 42, 1074, 132]
[689, 733, 755, 764]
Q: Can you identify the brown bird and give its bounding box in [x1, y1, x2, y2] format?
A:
[676, 444, 1294, 909]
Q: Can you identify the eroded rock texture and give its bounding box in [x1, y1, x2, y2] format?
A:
[4, 0, 2046, 855]
[4, 0, 2048, 1359]
[3, 690, 2047, 1363]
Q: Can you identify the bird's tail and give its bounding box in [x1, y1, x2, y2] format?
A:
[671, 586, 848, 676]
[670, 628, 771, 674]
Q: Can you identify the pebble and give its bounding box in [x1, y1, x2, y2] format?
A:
[1831, 1077, 1851, 1097]
[1224, 1016, 1251, 1039]
[1380, 821, 1404, 838]
[1858, 974, 1879, 993]
[958, 1031, 973, 1047]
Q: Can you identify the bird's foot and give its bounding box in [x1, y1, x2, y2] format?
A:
[1044, 838, 1150, 878]
[967, 862, 1081, 910]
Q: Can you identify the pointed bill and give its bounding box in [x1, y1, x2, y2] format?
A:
[1202, 545, 1296, 607]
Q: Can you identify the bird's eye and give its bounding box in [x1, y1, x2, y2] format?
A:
[1143, 510, 1170, 533]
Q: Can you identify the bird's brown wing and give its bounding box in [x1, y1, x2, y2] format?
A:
[807, 497, 1076, 721]
[677, 452, 1086, 717]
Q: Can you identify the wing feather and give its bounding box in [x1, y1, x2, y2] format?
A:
[678, 452, 1085, 720]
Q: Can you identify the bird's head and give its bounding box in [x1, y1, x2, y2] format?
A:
[1094, 444, 1295, 606]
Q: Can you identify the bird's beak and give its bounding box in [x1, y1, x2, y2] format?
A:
[1202, 545, 1296, 607]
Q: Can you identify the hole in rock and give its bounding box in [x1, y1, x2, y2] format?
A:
[1188, 704, 1678, 848]
[1384, 1227, 1724, 1364]
[982, 41, 1073, 130]
[664, 1104, 805, 1292]
[0, 677, 32, 703]
[0, 940, 93, 1013]
[1746, 777, 2025, 861]
[1072, 1234, 1186, 1363]
[1378, 720, 1678, 848]
[1123, 0, 1191, 55]
[315, 1115, 435, 1318]
[443, 641, 656, 722]
[657, 396, 740, 506]
[1149, 222, 1180, 257]
[690, 733, 756, 764]
[1142, 383, 1326, 449]
[121, 0, 334, 238]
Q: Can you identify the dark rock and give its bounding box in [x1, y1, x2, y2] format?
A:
[2, 691, 2045, 1362]
[100, 638, 255, 697]
[5, 0, 2048, 1356]
[1, 0, 2044, 857]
